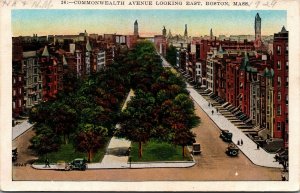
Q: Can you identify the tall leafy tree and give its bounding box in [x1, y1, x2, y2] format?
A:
[116, 90, 156, 158]
[50, 102, 77, 144]
[29, 124, 61, 155]
[157, 94, 199, 157]
[166, 45, 177, 66]
[74, 124, 108, 162]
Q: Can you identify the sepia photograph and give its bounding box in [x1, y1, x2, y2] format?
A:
[1, 0, 299, 191]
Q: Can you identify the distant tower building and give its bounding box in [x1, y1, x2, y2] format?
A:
[85, 39, 92, 75]
[84, 29, 88, 41]
[254, 13, 262, 48]
[134, 20, 139, 36]
[255, 13, 261, 40]
[210, 28, 213, 40]
[162, 26, 167, 37]
[167, 29, 173, 39]
[184, 24, 188, 37]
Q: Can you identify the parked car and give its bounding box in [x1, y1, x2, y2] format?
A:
[226, 143, 239, 157]
[192, 143, 201, 155]
[12, 147, 18, 161]
[220, 130, 233, 142]
[69, 158, 87, 171]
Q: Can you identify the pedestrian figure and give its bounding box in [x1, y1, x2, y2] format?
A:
[237, 140, 240, 146]
[257, 143, 260, 150]
[211, 110, 214, 115]
[208, 102, 210, 107]
[281, 173, 286, 181]
[45, 158, 50, 168]
[216, 108, 219, 113]
[283, 163, 288, 172]
[240, 139, 243, 146]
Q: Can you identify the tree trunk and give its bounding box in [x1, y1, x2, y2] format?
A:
[88, 150, 93, 162]
[182, 145, 185, 157]
[64, 134, 68, 144]
[138, 141, 143, 158]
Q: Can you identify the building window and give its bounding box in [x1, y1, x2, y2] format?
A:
[13, 89, 16, 96]
[286, 77, 288, 87]
[277, 122, 281, 131]
[19, 88, 22, 94]
[277, 92, 281, 101]
[277, 105, 281, 115]
[277, 46, 281, 55]
[18, 99, 22, 107]
[277, 76, 281, 87]
[286, 46, 288, 55]
[13, 78, 16, 84]
[18, 76, 21, 81]
[286, 95, 288, 105]
[13, 102, 16, 109]
[277, 61, 281, 70]
[286, 61, 288, 70]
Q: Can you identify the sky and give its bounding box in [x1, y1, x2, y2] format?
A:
[12, 10, 287, 37]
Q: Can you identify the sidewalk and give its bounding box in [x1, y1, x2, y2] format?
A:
[32, 161, 195, 170]
[186, 84, 281, 168]
[13, 120, 34, 140]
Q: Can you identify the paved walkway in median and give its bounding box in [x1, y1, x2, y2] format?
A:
[186, 83, 281, 168]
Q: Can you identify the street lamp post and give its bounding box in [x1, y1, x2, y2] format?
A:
[128, 147, 132, 168]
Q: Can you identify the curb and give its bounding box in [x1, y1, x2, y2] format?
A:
[31, 161, 196, 170]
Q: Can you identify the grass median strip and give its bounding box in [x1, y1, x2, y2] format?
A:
[34, 139, 109, 164]
[130, 140, 193, 162]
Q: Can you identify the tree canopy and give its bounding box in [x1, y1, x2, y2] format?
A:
[29, 40, 200, 160]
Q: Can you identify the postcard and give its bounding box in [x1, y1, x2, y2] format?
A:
[0, 0, 299, 191]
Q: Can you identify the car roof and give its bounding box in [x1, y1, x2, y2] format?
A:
[74, 158, 84, 161]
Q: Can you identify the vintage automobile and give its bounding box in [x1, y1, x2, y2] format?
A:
[274, 148, 288, 171]
[68, 158, 87, 171]
[219, 130, 233, 142]
[12, 147, 18, 161]
[226, 143, 239, 156]
[192, 143, 201, 155]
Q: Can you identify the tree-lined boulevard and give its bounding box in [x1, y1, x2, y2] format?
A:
[12, 41, 282, 181]
[13, 99, 281, 180]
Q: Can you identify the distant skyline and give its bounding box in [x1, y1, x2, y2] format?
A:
[12, 10, 287, 37]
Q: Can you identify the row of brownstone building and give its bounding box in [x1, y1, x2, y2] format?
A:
[175, 26, 288, 147]
[12, 20, 168, 124]
[12, 31, 123, 121]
